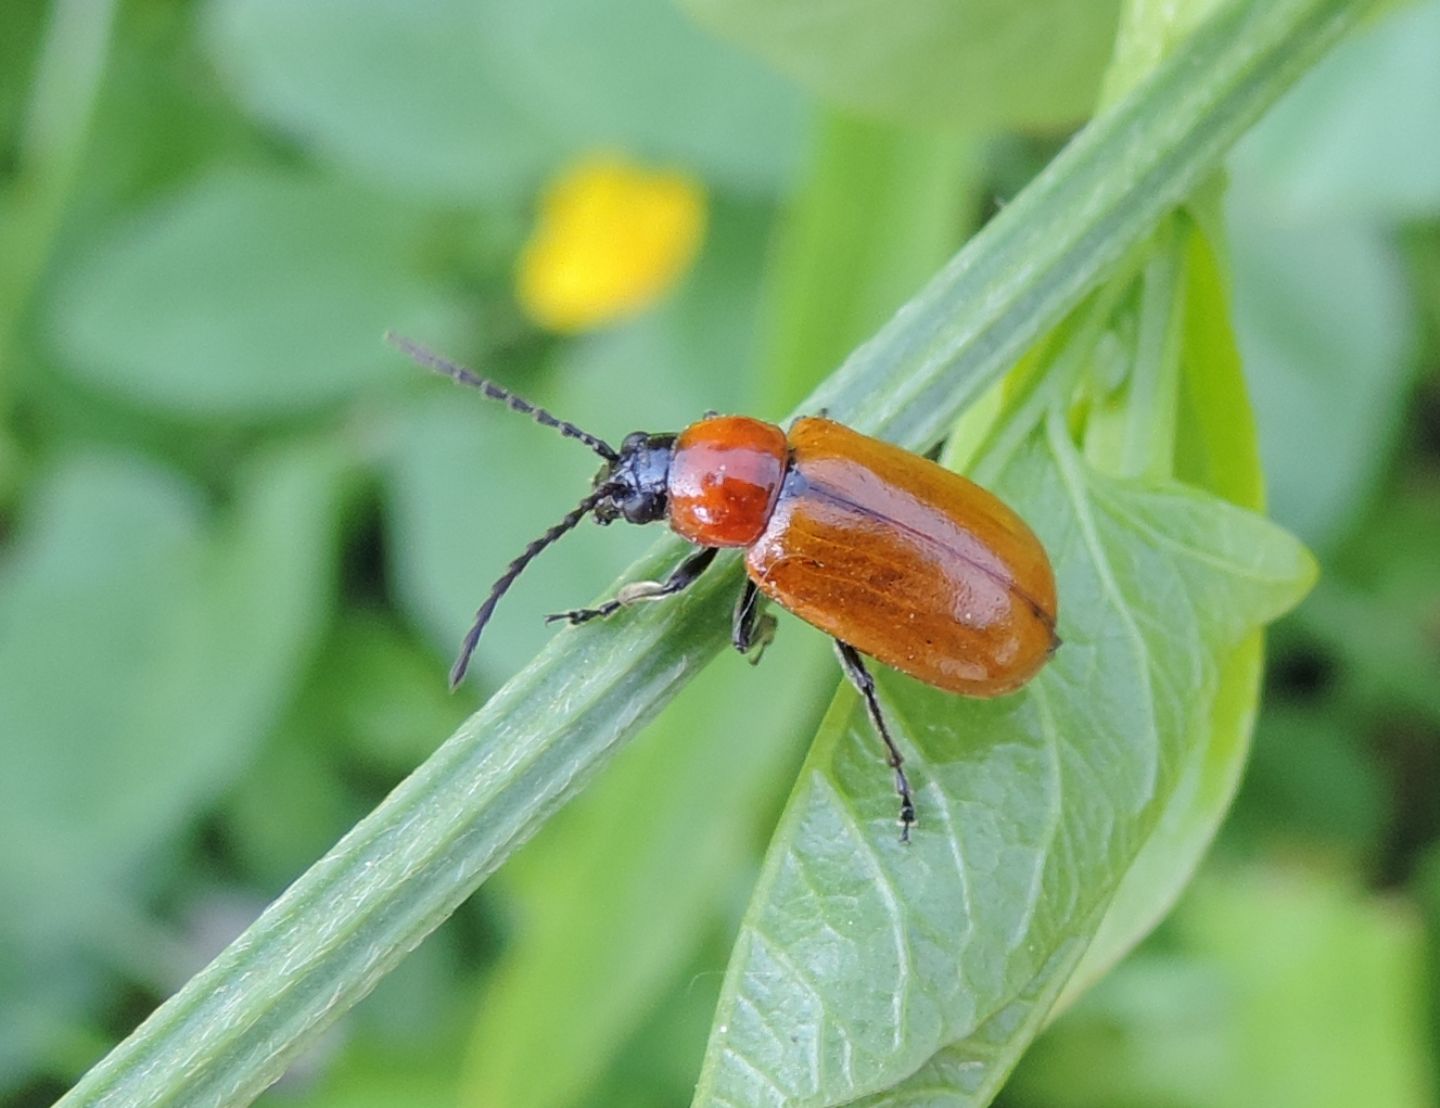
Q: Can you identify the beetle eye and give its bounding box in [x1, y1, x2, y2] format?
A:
[620, 490, 667, 525]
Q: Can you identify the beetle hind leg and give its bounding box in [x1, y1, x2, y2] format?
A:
[834, 640, 916, 843]
[547, 546, 718, 626]
[788, 407, 830, 430]
[731, 579, 777, 664]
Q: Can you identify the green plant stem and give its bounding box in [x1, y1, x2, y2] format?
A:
[1101, 0, 1222, 107]
[1121, 223, 1188, 479]
[805, 0, 1365, 449]
[1082, 219, 1189, 479]
[59, 0, 1370, 1103]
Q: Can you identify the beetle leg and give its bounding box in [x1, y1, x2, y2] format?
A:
[546, 546, 719, 626]
[731, 579, 777, 664]
[834, 641, 916, 843]
[787, 407, 830, 432]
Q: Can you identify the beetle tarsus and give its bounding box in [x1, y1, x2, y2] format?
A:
[545, 603, 617, 626]
[835, 639, 917, 844]
[898, 799, 915, 844]
[732, 579, 777, 664]
[546, 546, 720, 629]
[744, 614, 777, 665]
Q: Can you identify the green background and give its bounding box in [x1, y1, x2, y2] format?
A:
[1, 0, 1436, 1104]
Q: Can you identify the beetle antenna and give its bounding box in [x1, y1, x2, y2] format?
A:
[448, 488, 607, 688]
[386, 332, 619, 462]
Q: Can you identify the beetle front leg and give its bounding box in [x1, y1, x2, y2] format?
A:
[546, 546, 719, 626]
[834, 640, 916, 843]
[731, 578, 777, 664]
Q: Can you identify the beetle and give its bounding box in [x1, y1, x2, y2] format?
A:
[389, 334, 1059, 841]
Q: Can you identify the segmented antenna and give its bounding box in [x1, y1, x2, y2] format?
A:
[448, 489, 606, 688]
[386, 332, 618, 462]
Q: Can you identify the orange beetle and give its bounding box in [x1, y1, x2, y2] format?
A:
[390, 336, 1060, 841]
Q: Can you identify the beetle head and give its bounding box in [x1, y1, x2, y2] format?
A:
[594, 431, 676, 526]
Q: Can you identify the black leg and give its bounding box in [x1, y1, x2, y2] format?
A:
[547, 546, 719, 626]
[834, 641, 916, 843]
[731, 579, 777, 663]
[788, 408, 830, 430]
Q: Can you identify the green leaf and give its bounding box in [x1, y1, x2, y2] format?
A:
[1222, 1, 1435, 550]
[1012, 864, 1433, 1108]
[475, 0, 806, 191]
[1228, 212, 1416, 549]
[57, 1, 1367, 1102]
[287, 1039, 461, 1108]
[680, 0, 1122, 130]
[47, 168, 462, 416]
[0, 442, 347, 1089]
[694, 419, 1315, 1105]
[1173, 865, 1430, 1106]
[205, 0, 805, 199]
[1200, 866, 1433, 1107]
[1058, 217, 1269, 1007]
[0, 0, 117, 417]
[1236, 700, 1389, 852]
[1228, 0, 1440, 220]
[1060, 634, 1262, 1009]
[0, 443, 345, 890]
[317, 610, 474, 776]
[1296, 491, 1440, 727]
[1418, 845, 1440, 1070]
[203, 0, 558, 203]
[1172, 223, 1264, 511]
[224, 727, 359, 893]
[578, 940, 739, 1107]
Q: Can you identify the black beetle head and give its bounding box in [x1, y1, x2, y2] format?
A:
[593, 431, 676, 526]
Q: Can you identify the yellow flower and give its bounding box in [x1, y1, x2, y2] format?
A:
[516, 155, 707, 333]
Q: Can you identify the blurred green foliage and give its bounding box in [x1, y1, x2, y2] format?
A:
[0, 0, 1436, 1105]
